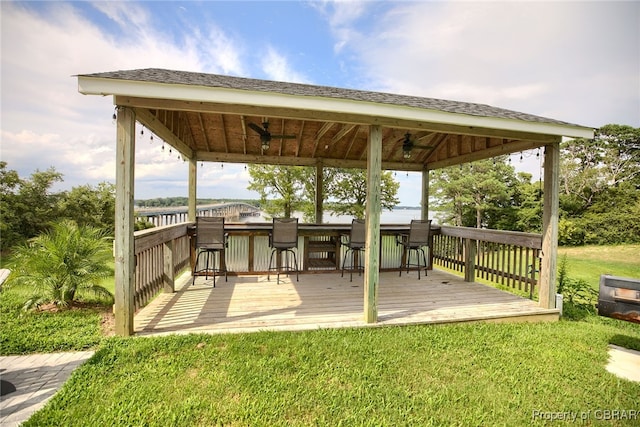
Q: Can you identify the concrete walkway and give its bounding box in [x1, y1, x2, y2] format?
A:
[606, 345, 640, 383]
[0, 351, 94, 426]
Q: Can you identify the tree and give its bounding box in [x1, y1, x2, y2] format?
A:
[330, 169, 399, 219]
[299, 167, 338, 222]
[0, 163, 63, 251]
[7, 220, 114, 309]
[558, 124, 640, 244]
[58, 182, 116, 233]
[560, 124, 640, 216]
[247, 165, 306, 218]
[247, 165, 400, 220]
[430, 157, 517, 228]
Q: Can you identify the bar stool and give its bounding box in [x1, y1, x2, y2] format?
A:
[267, 218, 299, 284]
[192, 216, 228, 286]
[397, 219, 431, 279]
[341, 218, 366, 281]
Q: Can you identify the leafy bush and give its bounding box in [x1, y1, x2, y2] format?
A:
[557, 255, 597, 319]
[6, 220, 114, 309]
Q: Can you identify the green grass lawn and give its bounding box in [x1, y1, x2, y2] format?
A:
[558, 244, 640, 290]
[24, 319, 640, 426]
[3, 244, 640, 425]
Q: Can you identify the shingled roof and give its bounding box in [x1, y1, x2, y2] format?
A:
[78, 68, 593, 171]
[82, 68, 575, 127]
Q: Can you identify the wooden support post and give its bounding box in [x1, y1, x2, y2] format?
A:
[315, 162, 324, 224]
[114, 106, 136, 336]
[464, 239, 476, 282]
[539, 141, 560, 309]
[188, 157, 197, 222]
[421, 166, 429, 221]
[364, 125, 382, 323]
[163, 240, 175, 293]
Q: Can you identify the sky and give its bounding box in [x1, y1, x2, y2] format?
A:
[1, 0, 639, 206]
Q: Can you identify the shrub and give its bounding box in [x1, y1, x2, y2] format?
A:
[557, 255, 597, 319]
[6, 220, 114, 310]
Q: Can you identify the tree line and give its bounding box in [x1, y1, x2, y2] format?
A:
[430, 124, 639, 244]
[1, 123, 637, 254]
[1, 162, 115, 253]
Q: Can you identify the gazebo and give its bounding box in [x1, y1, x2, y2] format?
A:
[77, 69, 594, 336]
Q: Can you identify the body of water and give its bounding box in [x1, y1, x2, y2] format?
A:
[245, 208, 433, 224]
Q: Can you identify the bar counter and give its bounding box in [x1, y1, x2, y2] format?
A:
[190, 222, 440, 274]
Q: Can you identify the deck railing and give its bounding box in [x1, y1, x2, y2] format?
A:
[432, 226, 542, 298]
[133, 223, 192, 310]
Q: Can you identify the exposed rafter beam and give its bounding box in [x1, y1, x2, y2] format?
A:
[220, 114, 229, 153]
[331, 124, 356, 144]
[343, 126, 361, 160]
[114, 96, 573, 142]
[295, 121, 305, 157]
[240, 116, 248, 154]
[312, 122, 335, 157]
[133, 107, 193, 159]
[196, 151, 425, 171]
[428, 138, 558, 169]
[197, 113, 212, 152]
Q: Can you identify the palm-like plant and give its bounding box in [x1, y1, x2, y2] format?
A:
[8, 220, 114, 309]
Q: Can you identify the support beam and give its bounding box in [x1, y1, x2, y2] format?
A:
[421, 166, 429, 221]
[163, 240, 175, 293]
[464, 239, 477, 282]
[114, 107, 136, 336]
[539, 142, 560, 309]
[364, 125, 382, 323]
[315, 162, 324, 224]
[188, 157, 197, 221]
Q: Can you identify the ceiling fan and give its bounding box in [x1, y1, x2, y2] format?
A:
[402, 132, 434, 159]
[248, 121, 296, 151]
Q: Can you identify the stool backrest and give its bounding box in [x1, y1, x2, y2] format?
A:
[272, 218, 298, 248]
[196, 216, 225, 247]
[350, 218, 366, 246]
[408, 219, 431, 246]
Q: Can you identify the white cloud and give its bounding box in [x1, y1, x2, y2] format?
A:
[328, 1, 640, 128]
[0, 2, 254, 199]
[261, 46, 311, 83]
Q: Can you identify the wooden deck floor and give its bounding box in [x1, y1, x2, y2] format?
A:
[134, 269, 559, 336]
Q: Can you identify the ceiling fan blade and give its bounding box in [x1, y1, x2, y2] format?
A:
[412, 144, 435, 150]
[248, 122, 268, 136]
[270, 135, 296, 139]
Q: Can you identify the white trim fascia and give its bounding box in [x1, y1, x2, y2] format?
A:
[78, 76, 595, 140]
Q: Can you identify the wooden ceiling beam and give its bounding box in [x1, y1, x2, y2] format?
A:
[343, 126, 361, 160]
[133, 107, 193, 159]
[240, 116, 248, 154]
[332, 124, 356, 144]
[195, 151, 425, 171]
[220, 114, 229, 153]
[312, 122, 335, 157]
[116, 96, 560, 143]
[197, 113, 212, 152]
[428, 138, 557, 169]
[295, 121, 305, 157]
